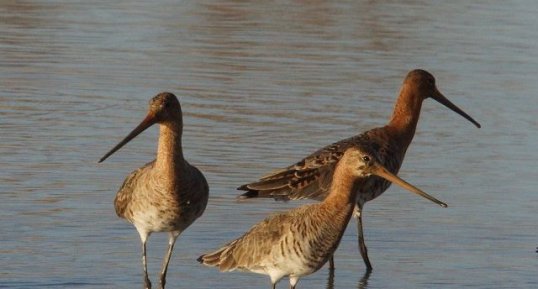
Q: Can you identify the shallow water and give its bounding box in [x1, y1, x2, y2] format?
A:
[1, 0, 537, 288]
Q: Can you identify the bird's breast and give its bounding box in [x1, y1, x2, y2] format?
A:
[116, 169, 206, 233]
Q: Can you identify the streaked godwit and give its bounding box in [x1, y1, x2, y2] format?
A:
[99, 92, 209, 289]
[199, 145, 445, 289]
[238, 69, 480, 271]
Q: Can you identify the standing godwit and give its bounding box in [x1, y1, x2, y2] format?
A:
[238, 69, 480, 271]
[199, 145, 445, 289]
[99, 92, 209, 289]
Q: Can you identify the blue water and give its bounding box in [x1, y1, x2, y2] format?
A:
[1, 0, 536, 288]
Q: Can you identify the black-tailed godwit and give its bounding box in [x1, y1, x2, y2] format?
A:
[99, 92, 209, 289]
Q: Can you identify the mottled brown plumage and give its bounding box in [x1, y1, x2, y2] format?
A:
[238, 69, 480, 270]
[100, 92, 209, 289]
[199, 145, 442, 289]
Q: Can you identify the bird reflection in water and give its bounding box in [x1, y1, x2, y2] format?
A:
[323, 266, 371, 289]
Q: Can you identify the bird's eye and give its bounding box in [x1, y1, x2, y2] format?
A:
[362, 156, 370, 163]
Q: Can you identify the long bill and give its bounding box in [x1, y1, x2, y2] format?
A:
[371, 163, 448, 208]
[431, 88, 481, 128]
[98, 113, 157, 163]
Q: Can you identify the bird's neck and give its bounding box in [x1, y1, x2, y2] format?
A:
[386, 85, 424, 149]
[323, 164, 360, 213]
[155, 121, 184, 177]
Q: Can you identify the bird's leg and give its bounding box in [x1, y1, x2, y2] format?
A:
[136, 228, 152, 289]
[158, 231, 180, 289]
[271, 283, 276, 289]
[326, 264, 335, 289]
[329, 255, 335, 270]
[354, 205, 373, 271]
[140, 237, 152, 289]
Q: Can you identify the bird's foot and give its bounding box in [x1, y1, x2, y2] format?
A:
[144, 277, 152, 289]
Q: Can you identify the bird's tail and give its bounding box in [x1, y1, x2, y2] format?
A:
[198, 241, 239, 271]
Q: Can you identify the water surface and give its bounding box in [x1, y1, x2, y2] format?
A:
[1, 0, 537, 288]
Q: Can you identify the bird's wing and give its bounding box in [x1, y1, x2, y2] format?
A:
[198, 206, 313, 272]
[113, 160, 155, 218]
[238, 134, 368, 201]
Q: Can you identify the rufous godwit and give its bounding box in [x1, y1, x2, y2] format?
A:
[238, 69, 480, 271]
[99, 92, 209, 289]
[199, 145, 445, 289]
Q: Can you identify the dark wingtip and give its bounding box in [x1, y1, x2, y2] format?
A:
[236, 190, 259, 200]
[197, 255, 204, 263]
[236, 184, 249, 191]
